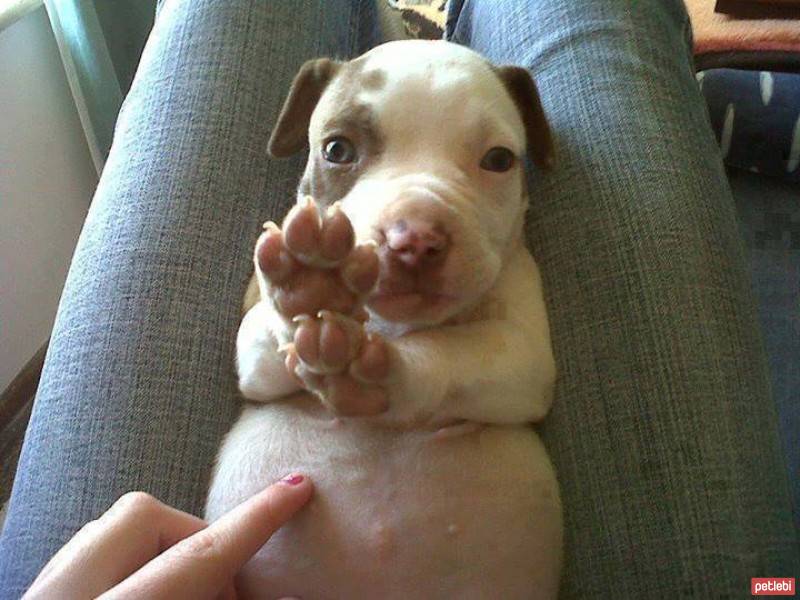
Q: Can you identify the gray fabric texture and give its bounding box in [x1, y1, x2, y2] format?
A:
[0, 0, 797, 597]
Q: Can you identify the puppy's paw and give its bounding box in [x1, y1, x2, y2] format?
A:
[255, 197, 379, 322]
[284, 311, 390, 417]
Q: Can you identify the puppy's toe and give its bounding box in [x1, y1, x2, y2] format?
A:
[293, 315, 321, 366]
[350, 333, 390, 383]
[325, 375, 388, 417]
[293, 311, 362, 373]
[342, 244, 380, 296]
[320, 203, 355, 263]
[256, 227, 295, 284]
[283, 197, 321, 262]
[285, 346, 324, 392]
[318, 311, 363, 372]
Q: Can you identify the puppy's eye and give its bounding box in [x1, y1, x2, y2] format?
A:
[322, 137, 357, 164]
[480, 147, 516, 172]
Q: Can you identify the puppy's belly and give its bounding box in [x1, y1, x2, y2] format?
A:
[206, 395, 562, 600]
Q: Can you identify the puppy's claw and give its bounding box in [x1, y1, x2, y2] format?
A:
[262, 220, 280, 232]
[316, 310, 362, 337]
[301, 195, 316, 210]
[319, 202, 355, 263]
[292, 314, 312, 324]
[325, 201, 344, 218]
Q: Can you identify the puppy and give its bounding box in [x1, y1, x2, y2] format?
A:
[206, 40, 562, 599]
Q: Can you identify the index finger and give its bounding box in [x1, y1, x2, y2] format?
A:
[101, 474, 314, 600]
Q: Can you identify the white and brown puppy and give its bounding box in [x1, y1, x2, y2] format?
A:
[206, 40, 561, 599]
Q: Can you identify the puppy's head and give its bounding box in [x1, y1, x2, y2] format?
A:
[269, 40, 553, 327]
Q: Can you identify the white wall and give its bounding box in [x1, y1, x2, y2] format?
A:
[0, 6, 97, 391]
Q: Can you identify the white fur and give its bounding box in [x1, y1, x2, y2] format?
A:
[207, 40, 562, 599]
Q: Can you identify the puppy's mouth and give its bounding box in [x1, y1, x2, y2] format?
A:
[367, 274, 459, 322]
[369, 290, 455, 312]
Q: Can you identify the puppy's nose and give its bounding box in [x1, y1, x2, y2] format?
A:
[384, 219, 449, 268]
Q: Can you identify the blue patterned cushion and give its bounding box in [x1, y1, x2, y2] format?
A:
[699, 68, 800, 182]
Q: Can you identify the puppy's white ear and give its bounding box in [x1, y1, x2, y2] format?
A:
[268, 58, 341, 158]
[494, 66, 554, 169]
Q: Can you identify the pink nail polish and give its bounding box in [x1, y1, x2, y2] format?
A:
[281, 473, 305, 486]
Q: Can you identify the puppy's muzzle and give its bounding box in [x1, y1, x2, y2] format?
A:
[374, 191, 456, 277]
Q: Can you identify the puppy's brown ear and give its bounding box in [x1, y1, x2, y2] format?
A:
[494, 66, 554, 169]
[268, 58, 341, 158]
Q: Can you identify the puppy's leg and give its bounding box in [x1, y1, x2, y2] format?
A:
[384, 249, 557, 426]
[387, 318, 556, 425]
[238, 198, 379, 403]
[237, 299, 299, 401]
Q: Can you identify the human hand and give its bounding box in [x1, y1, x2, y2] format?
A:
[24, 473, 313, 600]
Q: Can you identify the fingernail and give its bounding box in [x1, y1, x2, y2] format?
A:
[281, 473, 305, 486]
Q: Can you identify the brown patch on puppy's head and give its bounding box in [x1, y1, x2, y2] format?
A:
[301, 103, 385, 201]
[270, 58, 387, 208]
[361, 68, 387, 91]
